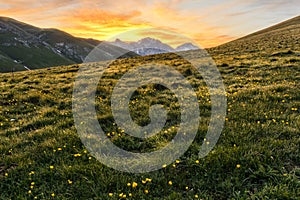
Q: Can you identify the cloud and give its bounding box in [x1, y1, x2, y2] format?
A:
[58, 8, 151, 40]
[191, 33, 237, 48]
[0, 0, 80, 26]
[135, 29, 197, 47]
[0, 0, 242, 47]
[0, 0, 299, 47]
[61, 8, 142, 27]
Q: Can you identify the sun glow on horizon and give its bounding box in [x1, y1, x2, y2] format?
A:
[0, 0, 299, 48]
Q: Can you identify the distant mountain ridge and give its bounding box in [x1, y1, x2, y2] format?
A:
[109, 37, 199, 56]
[0, 16, 137, 72]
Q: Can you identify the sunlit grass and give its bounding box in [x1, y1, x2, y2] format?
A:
[0, 46, 299, 199]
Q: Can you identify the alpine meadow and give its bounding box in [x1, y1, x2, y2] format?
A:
[0, 13, 300, 200]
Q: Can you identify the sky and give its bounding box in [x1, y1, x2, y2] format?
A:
[0, 0, 299, 47]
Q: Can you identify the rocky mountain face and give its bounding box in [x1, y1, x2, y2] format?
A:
[109, 37, 199, 56]
[0, 17, 137, 72]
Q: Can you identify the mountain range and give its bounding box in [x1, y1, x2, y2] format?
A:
[0, 17, 199, 72]
[108, 38, 199, 56]
[0, 15, 299, 72]
[0, 17, 137, 72]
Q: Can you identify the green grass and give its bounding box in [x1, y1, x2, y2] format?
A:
[0, 16, 139, 73]
[0, 44, 299, 199]
[0, 50, 25, 72]
[212, 16, 300, 55]
[0, 45, 75, 71]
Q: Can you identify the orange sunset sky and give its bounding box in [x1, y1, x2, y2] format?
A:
[0, 0, 299, 47]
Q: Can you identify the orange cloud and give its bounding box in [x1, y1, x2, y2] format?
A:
[191, 33, 237, 48]
[59, 8, 151, 40]
[2, 0, 295, 48]
[0, 0, 237, 47]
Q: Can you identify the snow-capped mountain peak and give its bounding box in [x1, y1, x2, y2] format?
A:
[175, 43, 199, 52]
[109, 38, 198, 56]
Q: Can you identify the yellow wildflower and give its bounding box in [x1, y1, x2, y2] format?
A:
[132, 182, 138, 188]
[145, 178, 152, 182]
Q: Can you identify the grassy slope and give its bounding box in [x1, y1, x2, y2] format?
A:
[0, 50, 299, 200]
[210, 15, 300, 54]
[0, 16, 300, 199]
[0, 17, 75, 72]
[0, 50, 24, 72]
[0, 45, 75, 71]
[243, 16, 300, 38]
[0, 17, 138, 73]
